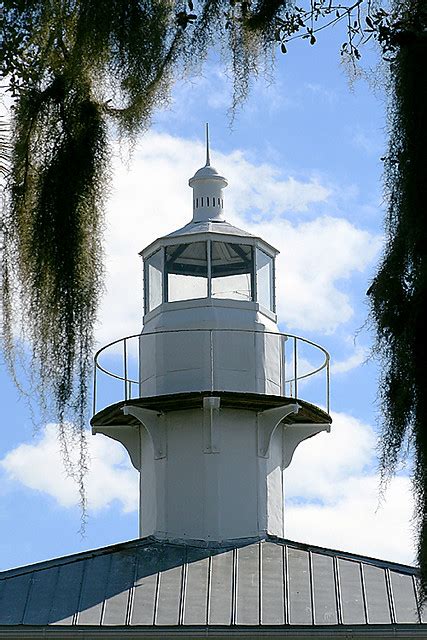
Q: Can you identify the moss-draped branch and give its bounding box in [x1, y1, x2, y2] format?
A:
[368, 0, 427, 596]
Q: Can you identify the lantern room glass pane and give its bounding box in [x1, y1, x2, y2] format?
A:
[145, 249, 163, 313]
[256, 248, 274, 311]
[166, 242, 208, 302]
[211, 242, 253, 301]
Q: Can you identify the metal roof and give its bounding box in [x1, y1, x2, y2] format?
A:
[0, 536, 425, 636]
[140, 219, 279, 259]
[165, 219, 254, 239]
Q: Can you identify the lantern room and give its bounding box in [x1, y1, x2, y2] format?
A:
[139, 227, 281, 397]
[142, 235, 276, 315]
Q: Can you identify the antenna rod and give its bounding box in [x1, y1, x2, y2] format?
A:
[205, 123, 210, 166]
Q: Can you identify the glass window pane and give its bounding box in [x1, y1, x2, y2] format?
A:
[165, 242, 208, 302]
[145, 249, 163, 313]
[256, 248, 274, 311]
[211, 242, 253, 301]
[211, 273, 252, 301]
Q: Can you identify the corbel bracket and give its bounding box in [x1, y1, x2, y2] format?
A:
[203, 396, 220, 453]
[283, 422, 331, 469]
[257, 403, 300, 458]
[92, 424, 141, 470]
[123, 405, 166, 460]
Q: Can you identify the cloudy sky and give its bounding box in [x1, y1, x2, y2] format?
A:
[0, 29, 415, 570]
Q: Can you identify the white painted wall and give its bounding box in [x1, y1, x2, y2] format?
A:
[138, 406, 286, 540]
[94, 403, 329, 541]
[139, 299, 284, 397]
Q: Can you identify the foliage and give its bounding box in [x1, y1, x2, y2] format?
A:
[368, 0, 427, 597]
[2, 0, 426, 597]
[2, 0, 187, 520]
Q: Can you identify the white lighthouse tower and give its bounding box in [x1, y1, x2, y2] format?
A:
[92, 127, 332, 543]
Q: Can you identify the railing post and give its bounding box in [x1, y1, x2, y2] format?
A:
[124, 338, 128, 401]
[281, 335, 286, 396]
[93, 363, 97, 415]
[207, 240, 212, 298]
[293, 337, 298, 399]
[326, 356, 330, 414]
[138, 333, 142, 398]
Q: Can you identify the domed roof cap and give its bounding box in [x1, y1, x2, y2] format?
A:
[192, 164, 222, 179]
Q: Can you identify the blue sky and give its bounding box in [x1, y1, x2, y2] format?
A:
[0, 28, 415, 570]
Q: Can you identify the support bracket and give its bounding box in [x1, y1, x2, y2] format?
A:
[203, 396, 220, 453]
[283, 422, 331, 469]
[92, 424, 141, 470]
[257, 403, 300, 458]
[123, 405, 166, 459]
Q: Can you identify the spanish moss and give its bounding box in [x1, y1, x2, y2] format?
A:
[368, 0, 427, 597]
[2, 76, 107, 520]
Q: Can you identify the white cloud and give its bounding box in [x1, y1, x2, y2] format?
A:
[222, 152, 331, 216]
[285, 412, 415, 565]
[286, 476, 414, 565]
[241, 215, 381, 332]
[0, 424, 138, 514]
[304, 82, 337, 104]
[286, 412, 376, 500]
[161, 61, 292, 124]
[332, 345, 369, 374]
[97, 131, 381, 345]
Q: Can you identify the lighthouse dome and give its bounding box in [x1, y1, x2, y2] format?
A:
[191, 164, 222, 179]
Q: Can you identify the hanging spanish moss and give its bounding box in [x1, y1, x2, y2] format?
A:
[368, 0, 427, 597]
[2, 77, 107, 522]
[1, 0, 188, 520]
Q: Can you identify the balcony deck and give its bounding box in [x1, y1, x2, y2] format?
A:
[91, 390, 331, 429]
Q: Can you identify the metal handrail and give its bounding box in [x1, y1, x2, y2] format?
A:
[93, 328, 330, 415]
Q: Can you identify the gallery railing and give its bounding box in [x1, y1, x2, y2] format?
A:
[93, 329, 330, 415]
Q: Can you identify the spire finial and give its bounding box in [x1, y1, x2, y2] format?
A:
[205, 123, 210, 167]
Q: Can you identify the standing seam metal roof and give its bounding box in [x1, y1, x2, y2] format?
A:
[0, 536, 424, 631]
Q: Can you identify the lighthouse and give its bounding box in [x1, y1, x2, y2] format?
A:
[0, 129, 423, 634]
[91, 126, 332, 542]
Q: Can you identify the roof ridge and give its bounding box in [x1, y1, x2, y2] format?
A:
[0, 535, 418, 581]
